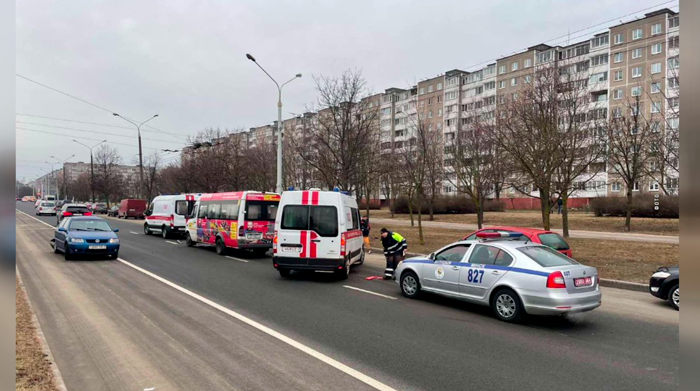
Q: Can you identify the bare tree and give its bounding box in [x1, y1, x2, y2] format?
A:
[606, 95, 654, 231]
[300, 69, 380, 194]
[142, 152, 161, 202]
[94, 144, 125, 204]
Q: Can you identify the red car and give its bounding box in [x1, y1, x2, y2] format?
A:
[462, 226, 573, 258]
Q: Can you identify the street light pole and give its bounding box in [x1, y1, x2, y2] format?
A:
[51, 155, 75, 200]
[44, 161, 56, 198]
[73, 139, 106, 203]
[112, 113, 159, 198]
[246, 53, 301, 193]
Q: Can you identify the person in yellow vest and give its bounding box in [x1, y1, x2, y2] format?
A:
[380, 228, 407, 280]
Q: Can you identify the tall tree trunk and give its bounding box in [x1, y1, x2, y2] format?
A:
[539, 189, 551, 230]
[562, 195, 570, 238]
[476, 199, 484, 229]
[408, 196, 415, 227]
[625, 189, 633, 232]
[429, 190, 435, 221]
[417, 199, 424, 246]
[364, 186, 371, 217]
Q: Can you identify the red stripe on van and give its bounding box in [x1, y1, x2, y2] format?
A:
[309, 231, 318, 258]
[302, 191, 309, 205]
[300, 230, 307, 258]
[311, 191, 319, 205]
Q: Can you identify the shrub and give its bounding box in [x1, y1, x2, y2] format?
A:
[393, 195, 504, 214]
[357, 200, 381, 210]
[590, 194, 678, 218]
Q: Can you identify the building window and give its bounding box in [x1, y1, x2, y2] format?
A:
[537, 50, 553, 63]
[669, 16, 679, 28]
[428, 85, 433, 93]
[668, 56, 679, 69]
[511, 62, 519, 71]
[445, 91, 457, 100]
[614, 33, 624, 44]
[419, 87, 425, 95]
[666, 178, 679, 190]
[651, 82, 661, 93]
[614, 52, 623, 63]
[668, 97, 679, 108]
[668, 77, 679, 89]
[613, 108, 622, 118]
[614, 70, 623, 81]
[498, 80, 506, 89]
[437, 82, 443, 90]
[484, 65, 496, 76]
[651, 101, 662, 113]
[381, 108, 391, 115]
[632, 48, 643, 59]
[651, 62, 661, 74]
[588, 72, 608, 84]
[524, 75, 532, 83]
[511, 77, 517, 86]
[612, 182, 621, 192]
[651, 121, 661, 133]
[651, 43, 662, 55]
[651, 23, 662, 35]
[631, 86, 642, 96]
[428, 98, 433, 105]
[613, 89, 623, 100]
[649, 181, 660, 191]
[668, 36, 679, 49]
[438, 108, 443, 117]
[632, 28, 643, 40]
[631, 66, 642, 78]
[484, 81, 495, 90]
[524, 58, 532, 68]
[446, 119, 456, 127]
[499, 65, 506, 74]
[437, 95, 442, 103]
[428, 110, 433, 118]
[591, 34, 609, 48]
[669, 117, 679, 130]
[591, 53, 608, 66]
[633, 182, 640, 191]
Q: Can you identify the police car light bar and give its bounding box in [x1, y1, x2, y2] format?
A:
[475, 232, 525, 239]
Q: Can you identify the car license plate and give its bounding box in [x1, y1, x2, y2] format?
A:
[74, 213, 82, 216]
[89, 245, 107, 250]
[246, 233, 262, 240]
[574, 277, 593, 287]
[282, 245, 301, 253]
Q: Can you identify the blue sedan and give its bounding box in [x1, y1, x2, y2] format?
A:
[51, 216, 120, 260]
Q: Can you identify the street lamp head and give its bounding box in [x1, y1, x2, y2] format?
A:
[296, 73, 302, 78]
[153, 114, 159, 118]
[112, 113, 119, 117]
[246, 53, 256, 62]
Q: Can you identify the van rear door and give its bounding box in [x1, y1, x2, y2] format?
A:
[277, 202, 339, 262]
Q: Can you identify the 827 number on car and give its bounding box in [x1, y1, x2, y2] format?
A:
[467, 269, 484, 283]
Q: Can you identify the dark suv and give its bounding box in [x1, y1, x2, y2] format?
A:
[56, 204, 92, 225]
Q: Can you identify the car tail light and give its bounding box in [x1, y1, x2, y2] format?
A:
[84, 212, 92, 216]
[170, 214, 174, 228]
[547, 271, 567, 289]
[340, 232, 347, 256]
[273, 231, 278, 254]
[62, 212, 73, 217]
[39, 207, 43, 211]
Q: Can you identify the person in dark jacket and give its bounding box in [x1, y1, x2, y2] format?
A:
[360, 216, 371, 254]
[380, 228, 407, 280]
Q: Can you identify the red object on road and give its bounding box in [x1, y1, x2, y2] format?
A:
[365, 276, 385, 281]
[463, 226, 573, 258]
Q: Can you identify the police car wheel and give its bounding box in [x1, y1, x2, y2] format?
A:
[143, 224, 151, 235]
[400, 271, 421, 298]
[491, 288, 524, 323]
[185, 233, 195, 247]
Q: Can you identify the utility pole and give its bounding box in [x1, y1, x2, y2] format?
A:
[73, 140, 106, 202]
[246, 53, 301, 194]
[112, 113, 159, 198]
[51, 155, 75, 200]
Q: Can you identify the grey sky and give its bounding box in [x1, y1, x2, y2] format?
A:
[16, 0, 674, 181]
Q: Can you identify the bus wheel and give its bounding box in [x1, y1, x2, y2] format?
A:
[215, 238, 226, 255]
[185, 233, 195, 247]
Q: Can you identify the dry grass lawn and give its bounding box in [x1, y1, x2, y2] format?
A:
[367, 209, 679, 236]
[369, 224, 677, 284]
[16, 277, 60, 391]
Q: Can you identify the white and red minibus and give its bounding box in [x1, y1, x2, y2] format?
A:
[185, 191, 280, 255]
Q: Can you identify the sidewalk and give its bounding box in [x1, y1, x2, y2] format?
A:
[370, 218, 678, 244]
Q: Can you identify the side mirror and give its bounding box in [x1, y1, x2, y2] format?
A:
[428, 252, 435, 260]
[113, 228, 120, 233]
[57, 227, 67, 232]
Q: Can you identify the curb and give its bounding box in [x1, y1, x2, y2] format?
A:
[370, 247, 648, 292]
[17, 270, 69, 391]
[598, 278, 648, 292]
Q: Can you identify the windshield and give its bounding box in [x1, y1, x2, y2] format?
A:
[517, 246, 578, 267]
[66, 206, 90, 214]
[245, 201, 279, 221]
[537, 233, 570, 250]
[68, 219, 113, 232]
[41, 202, 55, 207]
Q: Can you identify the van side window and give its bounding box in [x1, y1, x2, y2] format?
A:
[350, 207, 360, 230]
[175, 200, 188, 215]
[208, 203, 221, 220]
[281, 205, 308, 230]
[310, 206, 338, 237]
[221, 201, 239, 220]
[198, 204, 208, 219]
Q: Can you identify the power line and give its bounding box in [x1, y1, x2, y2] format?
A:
[16, 121, 183, 145]
[16, 127, 167, 151]
[15, 113, 188, 139]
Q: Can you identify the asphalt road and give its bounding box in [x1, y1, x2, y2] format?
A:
[16, 202, 679, 391]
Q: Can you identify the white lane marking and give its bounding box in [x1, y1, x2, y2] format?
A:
[166, 241, 180, 245]
[115, 258, 398, 391]
[130, 231, 140, 235]
[17, 209, 399, 391]
[144, 388, 155, 391]
[225, 256, 249, 263]
[16, 209, 55, 228]
[342, 285, 397, 300]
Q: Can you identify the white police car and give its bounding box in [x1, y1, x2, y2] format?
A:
[395, 232, 601, 322]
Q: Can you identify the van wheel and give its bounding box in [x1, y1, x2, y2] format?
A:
[491, 288, 525, 323]
[357, 251, 365, 265]
[400, 271, 421, 298]
[161, 226, 169, 239]
[336, 258, 350, 280]
[279, 268, 291, 278]
[144, 224, 151, 235]
[185, 233, 195, 247]
[215, 238, 226, 255]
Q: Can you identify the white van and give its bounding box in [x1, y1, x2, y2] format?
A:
[273, 189, 364, 279]
[144, 194, 199, 238]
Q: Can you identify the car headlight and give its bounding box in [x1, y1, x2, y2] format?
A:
[109, 238, 119, 244]
[69, 238, 85, 243]
[652, 271, 671, 279]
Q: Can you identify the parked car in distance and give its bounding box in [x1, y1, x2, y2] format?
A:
[107, 205, 119, 217]
[51, 216, 120, 260]
[119, 199, 147, 219]
[649, 266, 679, 310]
[56, 204, 92, 225]
[93, 202, 109, 214]
[36, 201, 57, 216]
[463, 226, 573, 258]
